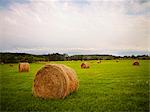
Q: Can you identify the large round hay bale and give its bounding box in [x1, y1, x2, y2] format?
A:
[133, 61, 140, 66]
[81, 62, 90, 69]
[18, 63, 30, 72]
[32, 64, 79, 99]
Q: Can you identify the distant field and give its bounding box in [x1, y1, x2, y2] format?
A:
[0, 60, 149, 112]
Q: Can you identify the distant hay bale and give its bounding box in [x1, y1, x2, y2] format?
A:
[18, 63, 30, 72]
[32, 64, 79, 99]
[116, 60, 119, 62]
[9, 64, 13, 67]
[81, 62, 90, 69]
[133, 61, 140, 66]
[97, 61, 101, 64]
[1, 62, 4, 64]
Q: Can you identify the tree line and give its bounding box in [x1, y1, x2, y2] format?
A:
[0, 52, 149, 63]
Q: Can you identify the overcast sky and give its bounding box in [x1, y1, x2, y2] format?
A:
[0, 0, 149, 55]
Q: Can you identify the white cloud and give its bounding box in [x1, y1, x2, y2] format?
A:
[0, 0, 149, 55]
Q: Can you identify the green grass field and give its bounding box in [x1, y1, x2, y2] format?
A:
[0, 60, 149, 112]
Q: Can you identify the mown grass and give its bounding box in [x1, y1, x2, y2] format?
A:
[0, 60, 149, 112]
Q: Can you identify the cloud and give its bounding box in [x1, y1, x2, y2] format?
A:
[0, 0, 149, 55]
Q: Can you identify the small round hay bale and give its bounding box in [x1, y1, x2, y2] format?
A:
[1, 62, 4, 64]
[97, 60, 101, 64]
[116, 60, 119, 62]
[133, 61, 140, 66]
[9, 64, 13, 67]
[32, 64, 79, 99]
[81, 62, 90, 69]
[18, 63, 30, 72]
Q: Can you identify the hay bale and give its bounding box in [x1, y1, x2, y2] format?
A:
[116, 60, 119, 62]
[97, 60, 101, 63]
[81, 62, 90, 69]
[9, 64, 13, 67]
[1, 62, 4, 64]
[133, 61, 140, 66]
[32, 64, 79, 99]
[18, 63, 30, 72]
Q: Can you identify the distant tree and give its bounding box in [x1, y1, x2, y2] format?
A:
[131, 55, 136, 59]
[0, 53, 149, 63]
[48, 53, 66, 61]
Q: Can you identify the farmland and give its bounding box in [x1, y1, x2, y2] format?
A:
[0, 60, 149, 112]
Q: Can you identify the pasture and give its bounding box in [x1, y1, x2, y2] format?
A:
[0, 60, 149, 112]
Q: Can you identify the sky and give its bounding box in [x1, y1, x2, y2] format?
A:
[0, 0, 150, 56]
